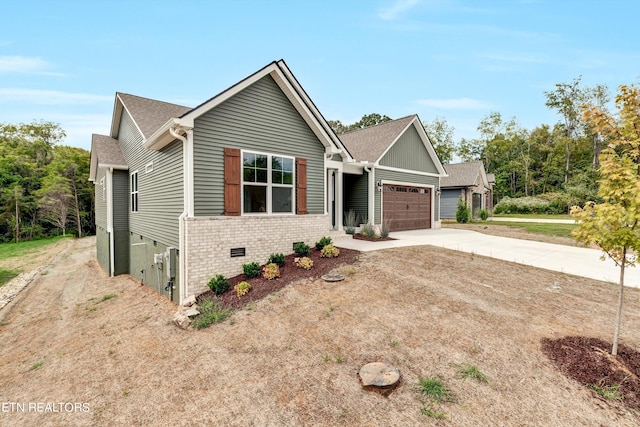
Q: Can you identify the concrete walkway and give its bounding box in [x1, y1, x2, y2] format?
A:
[335, 228, 639, 288]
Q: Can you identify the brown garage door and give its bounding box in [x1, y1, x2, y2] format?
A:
[383, 185, 431, 231]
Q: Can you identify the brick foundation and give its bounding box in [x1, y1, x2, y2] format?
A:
[184, 214, 338, 298]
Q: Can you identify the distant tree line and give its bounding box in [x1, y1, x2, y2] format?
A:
[331, 77, 612, 212]
[0, 121, 94, 243]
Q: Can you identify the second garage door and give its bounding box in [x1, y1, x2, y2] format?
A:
[383, 185, 431, 231]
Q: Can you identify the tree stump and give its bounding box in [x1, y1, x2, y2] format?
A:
[358, 361, 401, 396]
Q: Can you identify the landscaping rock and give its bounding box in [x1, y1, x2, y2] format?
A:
[184, 307, 200, 318]
[358, 361, 401, 396]
[182, 295, 197, 307]
[173, 312, 191, 329]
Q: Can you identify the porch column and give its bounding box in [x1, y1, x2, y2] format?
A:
[335, 169, 343, 230]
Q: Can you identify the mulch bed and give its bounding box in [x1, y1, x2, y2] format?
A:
[197, 247, 360, 310]
[352, 234, 395, 242]
[541, 336, 640, 411]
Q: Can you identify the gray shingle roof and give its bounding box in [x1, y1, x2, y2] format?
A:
[441, 162, 486, 188]
[117, 93, 192, 139]
[338, 115, 416, 163]
[91, 134, 127, 168]
[486, 173, 496, 183]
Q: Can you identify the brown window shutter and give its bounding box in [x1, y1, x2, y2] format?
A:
[224, 148, 241, 216]
[296, 158, 307, 215]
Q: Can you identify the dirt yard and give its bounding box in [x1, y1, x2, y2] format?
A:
[1, 235, 640, 426]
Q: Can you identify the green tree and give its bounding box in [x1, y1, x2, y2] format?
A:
[330, 113, 393, 134]
[571, 84, 640, 356]
[423, 117, 456, 164]
[545, 77, 609, 184]
[36, 174, 72, 236]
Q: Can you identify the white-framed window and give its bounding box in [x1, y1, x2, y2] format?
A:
[130, 171, 139, 212]
[242, 151, 294, 214]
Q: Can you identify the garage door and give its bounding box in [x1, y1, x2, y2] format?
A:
[383, 185, 431, 231]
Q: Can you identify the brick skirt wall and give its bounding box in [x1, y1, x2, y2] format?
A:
[184, 214, 333, 298]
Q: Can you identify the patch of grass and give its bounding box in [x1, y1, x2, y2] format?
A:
[0, 235, 69, 260]
[417, 377, 455, 403]
[191, 297, 232, 329]
[487, 221, 577, 239]
[389, 340, 399, 347]
[453, 363, 488, 383]
[29, 361, 44, 371]
[589, 382, 624, 400]
[100, 293, 117, 302]
[420, 405, 447, 419]
[0, 321, 9, 327]
[0, 269, 19, 287]
[493, 213, 572, 220]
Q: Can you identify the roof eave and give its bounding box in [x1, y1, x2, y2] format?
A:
[144, 118, 194, 151]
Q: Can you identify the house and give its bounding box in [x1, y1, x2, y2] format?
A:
[338, 116, 447, 231]
[440, 161, 494, 219]
[89, 60, 446, 304]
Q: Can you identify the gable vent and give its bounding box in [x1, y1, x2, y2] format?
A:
[230, 247, 246, 258]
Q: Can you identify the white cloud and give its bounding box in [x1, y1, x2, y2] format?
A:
[0, 56, 52, 73]
[378, 0, 421, 21]
[0, 88, 112, 105]
[417, 97, 491, 110]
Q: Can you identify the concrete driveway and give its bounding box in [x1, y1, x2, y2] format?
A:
[335, 228, 640, 288]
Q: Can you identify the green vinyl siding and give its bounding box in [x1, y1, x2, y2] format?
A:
[96, 226, 110, 274]
[112, 170, 129, 231]
[379, 125, 438, 174]
[374, 168, 440, 223]
[94, 168, 107, 229]
[117, 111, 183, 248]
[193, 75, 325, 216]
[343, 172, 368, 224]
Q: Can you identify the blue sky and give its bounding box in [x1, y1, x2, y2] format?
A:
[2, 0, 639, 151]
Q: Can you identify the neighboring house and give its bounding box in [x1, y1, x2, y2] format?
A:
[89, 60, 446, 304]
[440, 161, 494, 219]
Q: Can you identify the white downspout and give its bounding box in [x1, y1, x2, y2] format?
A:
[170, 126, 192, 305]
[363, 165, 375, 225]
[106, 167, 114, 277]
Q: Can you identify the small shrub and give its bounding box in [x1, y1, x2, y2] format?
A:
[242, 262, 261, 279]
[234, 281, 251, 298]
[479, 209, 489, 221]
[294, 242, 311, 257]
[262, 263, 280, 280]
[379, 219, 391, 238]
[344, 209, 359, 234]
[191, 297, 232, 329]
[268, 253, 286, 267]
[455, 198, 470, 224]
[315, 236, 332, 250]
[360, 223, 376, 237]
[296, 256, 313, 270]
[321, 244, 340, 258]
[207, 274, 230, 295]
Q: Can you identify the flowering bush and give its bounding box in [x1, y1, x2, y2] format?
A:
[295, 256, 314, 270]
[262, 263, 280, 280]
[320, 244, 340, 258]
[234, 281, 251, 298]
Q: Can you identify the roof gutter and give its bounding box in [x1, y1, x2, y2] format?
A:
[363, 163, 375, 225]
[145, 118, 194, 151]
